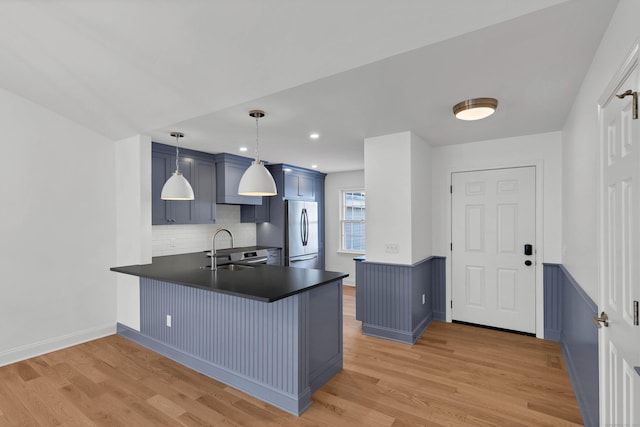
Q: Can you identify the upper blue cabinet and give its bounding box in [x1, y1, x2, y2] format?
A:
[151, 142, 216, 225]
[283, 169, 315, 200]
[214, 153, 263, 206]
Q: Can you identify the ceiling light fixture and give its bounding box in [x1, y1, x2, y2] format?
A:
[309, 133, 320, 140]
[239, 146, 248, 152]
[161, 131, 195, 200]
[311, 164, 318, 169]
[238, 110, 277, 196]
[453, 97, 498, 121]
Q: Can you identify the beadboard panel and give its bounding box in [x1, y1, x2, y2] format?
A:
[431, 257, 447, 321]
[355, 258, 365, 320]
[141, 279, 303, 395]
[132, 278, 344, 415]
[559, 265, 598, 427]
[308, 282, 343, 392]
[542, 264, 598, 427]
[363, 262, 412, 332]
[410, 259, 433, 342]
[359, 257, 445, 344]
[543, 263, 563, 341]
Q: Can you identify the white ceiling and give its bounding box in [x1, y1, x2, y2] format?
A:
[0, 0, 617, 173]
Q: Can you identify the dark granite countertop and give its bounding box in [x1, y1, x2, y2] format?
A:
[111, 251, 348, 303]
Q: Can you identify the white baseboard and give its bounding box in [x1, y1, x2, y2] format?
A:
[0, 323, 116, 367]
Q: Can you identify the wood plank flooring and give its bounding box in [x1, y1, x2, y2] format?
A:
[0, 286, 582, 426]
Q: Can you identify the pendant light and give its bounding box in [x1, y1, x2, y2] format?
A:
[453, 97, 498, 121]
[161, 131, 195, 200]
[238, 110, 277, 196]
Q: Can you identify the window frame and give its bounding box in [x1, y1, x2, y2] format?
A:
[339, 189, 366, 254]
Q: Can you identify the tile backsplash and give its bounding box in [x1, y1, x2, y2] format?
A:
[152, 205, 257, 256]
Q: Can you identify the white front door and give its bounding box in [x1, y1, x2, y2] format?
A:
[451, 167, 536, 333]
[599, 57, 640, 426]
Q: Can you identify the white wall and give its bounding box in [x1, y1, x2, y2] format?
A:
[562, 0, 638, 302]
[365, 131, 433, 264]
[411, 133, 432, 259]
[431, 131, 563, 263]
[325, 170, 365, 285]
[0, 88, 116, 366]
[365, 132, 413, 264]
[115, 135, 152, 330]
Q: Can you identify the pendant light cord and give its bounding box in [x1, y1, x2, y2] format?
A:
[254, 114, 260, 163]
[175, 134, 181, 173]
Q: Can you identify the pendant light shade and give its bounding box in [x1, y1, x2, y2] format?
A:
[161, 132, 195, 200]
[238, 160, 278, 196]
[238, 110, 277, 196]
[453, 97, 498, 121]
[161, 170, 195, 200]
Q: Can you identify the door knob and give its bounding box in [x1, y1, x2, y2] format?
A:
[524, 260, 532, 266]
[592, 311, 609, 328]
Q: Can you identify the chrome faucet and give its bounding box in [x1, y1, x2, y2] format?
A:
[211, 228, 234, 271]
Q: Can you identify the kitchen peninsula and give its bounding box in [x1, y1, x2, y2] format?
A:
[111, 251, 348, 416]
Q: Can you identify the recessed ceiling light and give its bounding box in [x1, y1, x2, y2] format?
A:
[453, 97, 498, 121]
[239, 146, 248, 152]
[311, 164, 318, 169]
[309, 133, 320, 140]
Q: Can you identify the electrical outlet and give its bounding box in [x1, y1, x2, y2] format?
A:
[169, 238, 176, 248]
[166, 314, 172, 327]
[384, 243, 399, 254]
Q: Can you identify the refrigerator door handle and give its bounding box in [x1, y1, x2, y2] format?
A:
[304, 209, 309, 245]
[301, 208, 308, 246]
[300, 209, 305, 246]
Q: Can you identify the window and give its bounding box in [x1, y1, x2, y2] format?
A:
[341, 190, 366, 252]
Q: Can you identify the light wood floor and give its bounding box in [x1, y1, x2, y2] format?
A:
[0, 286, 582, 426]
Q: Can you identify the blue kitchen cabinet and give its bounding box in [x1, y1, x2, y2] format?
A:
[240, 196, 270, 223]
[152, 142, 216, 225]
[214, 153, 263, 205]
[266, 248, 282, 265]
[284, 169, 315, 200]
[193, 158, 216, 223]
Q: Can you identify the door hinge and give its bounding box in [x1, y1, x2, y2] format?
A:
[450, 242, 453, 251]
[634, 300, 639, 326]
[450, 300, 453, 309]
[616, 89, 638, 119]
[450, 185, 453, 194]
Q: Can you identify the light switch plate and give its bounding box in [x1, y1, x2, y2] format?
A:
[384, 243, 399, 254]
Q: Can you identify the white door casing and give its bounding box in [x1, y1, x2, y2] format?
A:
[598, 44, 640, 426]
[451, 167, 536, 333]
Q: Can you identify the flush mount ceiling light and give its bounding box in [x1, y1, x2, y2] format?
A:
[453, 97, 498, 121]
[309, 133, 320, 140]
[161, 131, 195, 200]
[238, 110, 277, 196]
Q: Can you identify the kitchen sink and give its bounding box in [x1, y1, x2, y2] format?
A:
[218, 264, 254, 271]
[201, 264, 255, 271]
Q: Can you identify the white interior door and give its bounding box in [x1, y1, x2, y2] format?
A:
[451, 167, 536, 333]
[599, 61, 640, 426]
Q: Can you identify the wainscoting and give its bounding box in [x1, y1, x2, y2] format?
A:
[543, 263, 599, 427]
[354, 256, 446, 344]
[118, 277, 343, 416]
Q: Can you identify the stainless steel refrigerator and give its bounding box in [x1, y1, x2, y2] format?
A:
[285, 200, 320, 269]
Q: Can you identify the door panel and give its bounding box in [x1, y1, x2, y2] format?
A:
[465, 266, 485, 307]
[599, 63, 640, 424]
[452, 167, 536, 333]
